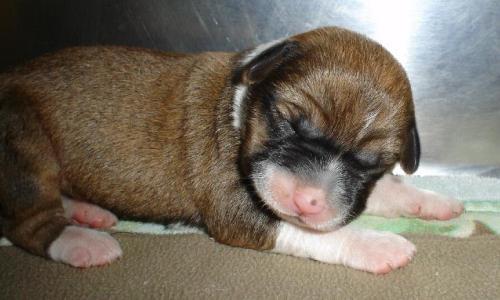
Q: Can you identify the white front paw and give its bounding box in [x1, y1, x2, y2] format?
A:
[366, 174, 464, 220]
[273, 222, 416, 274]
[408, 190, 464, 220]
[337, 229, 416, 274]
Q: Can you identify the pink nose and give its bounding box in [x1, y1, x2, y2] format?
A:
[293, 187, 326, 215]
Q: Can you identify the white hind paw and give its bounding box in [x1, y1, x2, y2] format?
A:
[48, 225, 122, 268]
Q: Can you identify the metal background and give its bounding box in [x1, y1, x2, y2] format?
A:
[1, 0, 499, 176]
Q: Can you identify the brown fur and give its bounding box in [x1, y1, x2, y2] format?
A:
[0, 27, 416, 258]
[241, 28, 414, 167]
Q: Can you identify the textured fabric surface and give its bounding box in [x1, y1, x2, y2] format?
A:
[402, 175, 500, 201]
[1, 233, 499, 299]
[1, 200, 498, 248]
[109, 200, 500, 237]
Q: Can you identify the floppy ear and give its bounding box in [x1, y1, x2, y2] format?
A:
[400, 121, 421, 174]
[232, 40, 300, 85]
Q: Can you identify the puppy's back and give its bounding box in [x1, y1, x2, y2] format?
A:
[0, 46, 233, 221]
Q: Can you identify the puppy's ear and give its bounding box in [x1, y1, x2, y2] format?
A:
[232, 40, 300, 85]
[400, 121, 420, 174]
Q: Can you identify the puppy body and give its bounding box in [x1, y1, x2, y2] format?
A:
[0, 27, 463, 272]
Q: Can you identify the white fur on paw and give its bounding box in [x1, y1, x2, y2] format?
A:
[62, 196, 118, 228]
[48, 225, 122, 268]
[414, 190, 464, 220]
[273, 222, 415, 274]
[338, 229, 416, 274]
[366, 175, 464, 220]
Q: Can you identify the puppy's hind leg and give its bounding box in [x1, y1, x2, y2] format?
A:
[62, 196, 118, 229]
[364, 174, 464, 220]
[0, 90, 121, 267]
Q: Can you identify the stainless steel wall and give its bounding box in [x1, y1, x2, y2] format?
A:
[1, 0, 499, 175]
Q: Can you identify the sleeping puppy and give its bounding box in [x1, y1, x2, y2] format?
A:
[0, 27, 463, 273]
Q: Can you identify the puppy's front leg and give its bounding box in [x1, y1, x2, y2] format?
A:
[201, 174, 417, 274]
[273, 222, 416, 274]
[365, 174, 464, 220]
[203, 190, 415, 274]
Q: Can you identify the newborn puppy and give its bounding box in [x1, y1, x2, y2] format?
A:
[0, 27, 463, 273]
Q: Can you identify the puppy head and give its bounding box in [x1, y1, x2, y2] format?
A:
[232, 27, 420, 231]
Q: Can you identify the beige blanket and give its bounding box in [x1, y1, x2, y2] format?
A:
[1, 232, 498, 299]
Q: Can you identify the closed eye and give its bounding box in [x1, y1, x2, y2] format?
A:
[350, 151, 387, 175]
[291, 117, 323, 139]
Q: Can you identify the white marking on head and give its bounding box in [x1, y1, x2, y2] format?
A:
[232, 39, 286, 129]
[232, 84, 248, 129]
[364, 111, 380, 131]
[355, 109, 381, 142]
[240, 38, 285, 65]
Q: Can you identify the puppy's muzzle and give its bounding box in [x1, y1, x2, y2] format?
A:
[269, 170, 337, 227]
